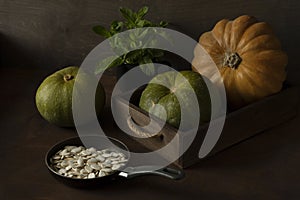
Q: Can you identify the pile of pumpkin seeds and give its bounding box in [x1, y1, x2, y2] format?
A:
[50, 146, 128, 179]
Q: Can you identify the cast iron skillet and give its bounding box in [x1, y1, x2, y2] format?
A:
[45, 136, 184, 188]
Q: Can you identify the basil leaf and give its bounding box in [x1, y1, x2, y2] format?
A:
[93, 25, 110, 38]
[159, 21, 168, 27]
[124, 50, 142, 64]
[137, 6, 149, 19]
[110, 21, 123, 33]
[137, 20, 146, 27]
[148, 49, 164, 58]
[120, 7, 135, 24]
[95, 56, 124, 74]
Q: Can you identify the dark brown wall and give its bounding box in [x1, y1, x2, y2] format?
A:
[1, 0, 299, 85]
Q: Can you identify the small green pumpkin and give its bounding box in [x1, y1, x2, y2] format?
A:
[139, 71, 212, 129]
[35, 66, 106, 127]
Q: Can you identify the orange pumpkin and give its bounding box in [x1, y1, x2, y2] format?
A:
[192, 15, 287, 109]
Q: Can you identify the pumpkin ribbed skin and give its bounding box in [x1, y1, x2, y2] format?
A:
[139, 71, 211, 129]
[35, 66, 105, 127]
[192, 15, 287, 109]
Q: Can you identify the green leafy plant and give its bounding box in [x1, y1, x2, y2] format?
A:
[93, 6, 169, 75]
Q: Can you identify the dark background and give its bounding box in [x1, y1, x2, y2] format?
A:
[1, 1, 300, 199]
[1, 0, 299, 86]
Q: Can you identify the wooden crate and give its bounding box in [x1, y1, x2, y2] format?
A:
[113, 86, 299, 168]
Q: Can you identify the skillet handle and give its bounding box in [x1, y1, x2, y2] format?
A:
[117, 166, 185, 180]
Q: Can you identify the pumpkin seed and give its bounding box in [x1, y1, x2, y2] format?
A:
[112, 164, 121, 171]
[87, 147, 97, 153]
[60, 149, 69, 156]
[65, 146, 76, 151]
[58, 169, 66, 175]
[118, 159, 128, 163]
[90, 163, 101, 170]
[81, 150, 92, 156]
[87, 158, 98, 164]
[84, 165, 93, 173]
[95, 155, 105, 162]
[77, 158, 84, 166]
[91, 153, 98, 157]
[80, 169, 88, 174]
[65, 165, 72, 171]
[71, 147, 82, 154]
[98, 171, 106, 177]
[60, 160, 69, 167]
[101, 168, 113, 173]
[111, 152, 119, 157]
[102, 153, 111, 158]
[111, 161, 119, 165]
[53, 155, 61, 160]
[104, 159, 111, 165]
[88, 173, 96, 179]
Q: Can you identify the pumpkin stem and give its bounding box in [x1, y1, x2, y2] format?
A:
[223, 52, 242, 69]
[63, 74, 74, 82]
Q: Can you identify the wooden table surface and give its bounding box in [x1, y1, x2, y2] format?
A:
[1, 67, 300, 200]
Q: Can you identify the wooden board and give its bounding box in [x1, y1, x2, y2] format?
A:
[113, 86, 299, 168]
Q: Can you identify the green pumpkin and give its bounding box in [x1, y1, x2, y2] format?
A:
[139, 71, 212, 129]
[35, 66, 106, 127]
